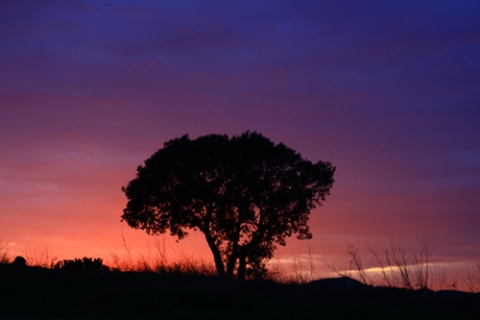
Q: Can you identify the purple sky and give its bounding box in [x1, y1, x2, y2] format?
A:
[1, 0, 479, 284]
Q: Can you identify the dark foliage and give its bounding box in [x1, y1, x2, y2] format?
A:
[122, 132, 335, 280]
[11, 256, 26, 267]
[53, 257, 110, 272]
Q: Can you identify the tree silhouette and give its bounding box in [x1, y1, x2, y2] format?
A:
[122, 131, 335, 280]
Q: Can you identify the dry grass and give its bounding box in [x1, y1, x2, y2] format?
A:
[0, 238, 10, 264]
[0, 238, 59, 267]
[109, 233, 216, 275]
[23, 245, 58, 268]
[270, 239, 478, 293]
[462, 264, 480, 293]
[269, 245, 319, 284]
[326, 239, 462, 291]
[1, 234, 479, 293]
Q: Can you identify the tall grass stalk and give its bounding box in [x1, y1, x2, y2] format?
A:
[347, 243, 369, 285]
[24, 246, 57, 268]
[109, 233, 215, 275]
[462, 265, 480, 293]
[330, 239, 459, 291]
[110, 232, 168, 272]
[269, 245, 319, 284]
[1, 238, 10, 264]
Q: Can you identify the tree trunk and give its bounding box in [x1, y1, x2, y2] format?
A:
[226, 209, 245, 279]
[201, 206, 226, 277]
[237, 249, 247, 281]
[226, 248, 238, 279]
[203, 231, 225, 276]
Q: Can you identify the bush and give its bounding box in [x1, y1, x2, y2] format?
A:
[53, 257, 110, 272]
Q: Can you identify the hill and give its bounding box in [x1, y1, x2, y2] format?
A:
[0, 264, 479, 320]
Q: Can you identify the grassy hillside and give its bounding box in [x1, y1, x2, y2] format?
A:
[1, 264, 479, 320]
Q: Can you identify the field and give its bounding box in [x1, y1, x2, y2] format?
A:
[1, 263, 479, 320]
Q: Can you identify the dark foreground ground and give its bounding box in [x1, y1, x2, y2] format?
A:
[1, 265, 479, 320]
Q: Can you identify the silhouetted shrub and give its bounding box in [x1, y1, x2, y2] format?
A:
[53, 257, 110, 272]
[12, 256, 27, 268]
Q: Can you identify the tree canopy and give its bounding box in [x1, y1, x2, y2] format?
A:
[122, 131, 335, 280]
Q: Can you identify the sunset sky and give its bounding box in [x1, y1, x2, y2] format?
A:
[1, 1, 479, 284]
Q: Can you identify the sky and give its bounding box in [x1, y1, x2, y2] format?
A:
[1, 0, 479, 285]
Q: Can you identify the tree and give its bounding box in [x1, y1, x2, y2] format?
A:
[122, 131, 335, 280]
